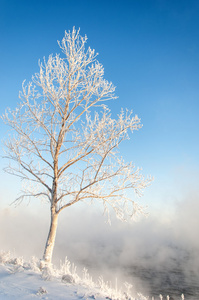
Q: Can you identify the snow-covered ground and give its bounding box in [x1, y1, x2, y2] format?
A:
[0, 252, 147, 300]
[0, 251, 186, 300]
[0, 263, 83, 300]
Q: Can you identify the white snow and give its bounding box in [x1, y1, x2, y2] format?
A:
[0, 252, 148, 300]
[0, 263, 80, 300]
[0, 252, 185, 300]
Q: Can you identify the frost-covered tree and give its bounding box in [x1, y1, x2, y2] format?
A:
[2, 28, 152, 265]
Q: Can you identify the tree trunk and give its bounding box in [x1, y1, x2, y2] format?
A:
[43, 206, 58, 265]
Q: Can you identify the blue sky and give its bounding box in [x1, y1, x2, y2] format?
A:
[0, 0, 199, 213]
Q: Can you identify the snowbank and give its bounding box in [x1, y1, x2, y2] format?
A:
[0, 251, 145, 300]
[0, 252, 185, 300]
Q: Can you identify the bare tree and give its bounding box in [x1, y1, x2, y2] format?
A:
[2, 28, 152, 265]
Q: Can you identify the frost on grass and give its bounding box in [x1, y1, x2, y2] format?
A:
[0, 251, 185, 300]
[37, 286, 48, 295]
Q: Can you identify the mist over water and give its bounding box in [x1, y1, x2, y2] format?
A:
[0, 194, 199, 299]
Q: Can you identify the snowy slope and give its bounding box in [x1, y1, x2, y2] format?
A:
[0, 252, 186, 300]
[0, 252, 148, 300]
[0, 263, 83, 300]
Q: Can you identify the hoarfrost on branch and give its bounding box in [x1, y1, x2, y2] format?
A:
[2, 28, 152, 262]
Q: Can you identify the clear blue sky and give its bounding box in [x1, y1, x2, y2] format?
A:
[0, 0, 199, 213]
